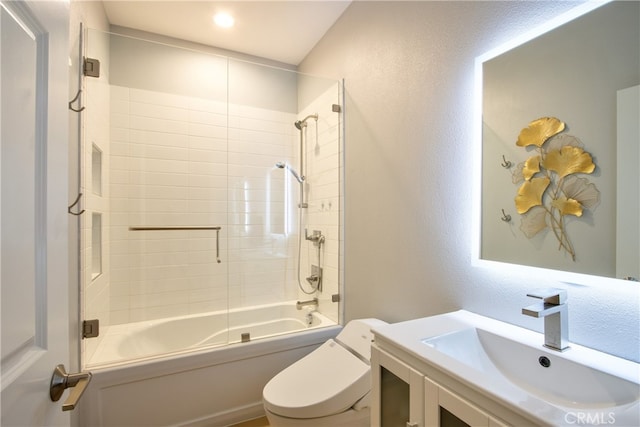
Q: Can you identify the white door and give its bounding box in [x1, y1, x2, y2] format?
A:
[616, 85, 640, 281]
[1, 1, 71, 426]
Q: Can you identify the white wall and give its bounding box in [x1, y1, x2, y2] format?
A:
[299, 1, 640, 362]
[616, 86, 640, 281]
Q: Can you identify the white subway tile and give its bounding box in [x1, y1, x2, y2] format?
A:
[130, 129, 189, 148]
[130, 101, 189, 122]
[189, 97, 226, 114]
[188, 122, 226, 139]
[189, 110, 226, 127]
[110, 85, 129, 101]
[188, 161, 227, 176]
[129, 88, 191, 109]
[131, 115, 188, 135]
[188, 135, 227, 152]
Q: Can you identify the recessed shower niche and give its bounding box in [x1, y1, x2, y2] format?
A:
[91, 143, 102, 196]
[91, 212, 102, 280]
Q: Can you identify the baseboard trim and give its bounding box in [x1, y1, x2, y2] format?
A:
[179, 401, 266, 427]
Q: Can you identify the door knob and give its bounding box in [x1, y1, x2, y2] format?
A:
[49, 364, 92, 411]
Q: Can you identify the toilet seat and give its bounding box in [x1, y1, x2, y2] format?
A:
[262, 339, 370, 419]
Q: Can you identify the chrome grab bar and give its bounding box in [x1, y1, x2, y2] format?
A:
[129, 226, 221, 231]
[129, 226, 222, 263]
[50, 364, 92, 411]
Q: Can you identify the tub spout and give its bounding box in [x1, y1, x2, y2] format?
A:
[296, 298, 318, 310]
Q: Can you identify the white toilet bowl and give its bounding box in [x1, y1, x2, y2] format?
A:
[262, 318, 387, 426]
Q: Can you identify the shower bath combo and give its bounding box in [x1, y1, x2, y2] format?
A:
[276, 113, 326, 298]
[74, 25, 344, 426]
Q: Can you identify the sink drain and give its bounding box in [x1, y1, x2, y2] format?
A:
[538, 356, 551, 368]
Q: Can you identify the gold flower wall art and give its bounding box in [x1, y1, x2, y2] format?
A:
[512, 117, 600, 261]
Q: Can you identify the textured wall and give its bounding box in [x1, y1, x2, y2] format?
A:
[299, 1, 640, 362]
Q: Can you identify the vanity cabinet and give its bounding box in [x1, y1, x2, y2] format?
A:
[371, 345, 424, 426]
[372, 345, 509, 427]
[424, 376, 508, 427]
[370, 311, 640, 427]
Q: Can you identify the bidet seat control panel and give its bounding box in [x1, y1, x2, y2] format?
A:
[336, 318, 388, 360]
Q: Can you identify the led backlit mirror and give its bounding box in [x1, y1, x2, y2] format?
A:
[477, 1, 639, 281]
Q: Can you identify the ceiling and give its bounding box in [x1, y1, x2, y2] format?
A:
[102, 1, 352, 66]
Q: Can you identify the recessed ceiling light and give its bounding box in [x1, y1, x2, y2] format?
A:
[213, 13, 234, 29]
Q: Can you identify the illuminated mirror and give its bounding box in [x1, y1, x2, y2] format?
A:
[477, 1, 639, 281]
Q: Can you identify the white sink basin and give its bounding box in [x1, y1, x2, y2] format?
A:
[423, 327, 639, 409]
[373, 310, 640, 426]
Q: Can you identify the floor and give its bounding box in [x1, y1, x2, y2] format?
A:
[230, 416, 270, 427]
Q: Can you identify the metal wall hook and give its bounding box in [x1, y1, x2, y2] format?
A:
[68, 89, 85, 113]
[68, 193, 85, 216]
[501, 155, 512, 168]
[501, 209, 511, 222]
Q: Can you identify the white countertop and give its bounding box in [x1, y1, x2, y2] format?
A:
[372, 310, 640, 427]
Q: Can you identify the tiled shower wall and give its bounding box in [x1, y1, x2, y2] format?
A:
[82, 30, 342, 346]
[108, 86, 300, 324]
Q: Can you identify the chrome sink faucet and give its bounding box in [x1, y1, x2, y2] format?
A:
[522, 288, 569, 352]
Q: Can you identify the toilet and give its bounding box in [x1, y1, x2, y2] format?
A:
[262, 318, 388, 426]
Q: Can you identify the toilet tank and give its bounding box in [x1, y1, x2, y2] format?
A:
[335, 318, 388, 362]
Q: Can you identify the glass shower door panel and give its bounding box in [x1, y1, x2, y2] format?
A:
[82, 28, 115, 368]
[298, 78, 343, 325]
[227, 58, 343, 333]
[227, 59, 299, 321]
[82, 30, 231, 367]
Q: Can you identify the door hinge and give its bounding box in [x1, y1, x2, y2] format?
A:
[83, 57, 100, 78]
[82, 319, 99, 338]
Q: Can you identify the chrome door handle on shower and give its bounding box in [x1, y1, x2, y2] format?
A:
[50, 364, 92, 411]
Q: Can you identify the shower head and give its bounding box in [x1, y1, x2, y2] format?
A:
[275, 162, 304, 184]
[294, 113, 318, 130]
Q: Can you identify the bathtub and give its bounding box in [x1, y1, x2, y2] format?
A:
[78, 302, 340, 426]
[86, 302, 335, 367]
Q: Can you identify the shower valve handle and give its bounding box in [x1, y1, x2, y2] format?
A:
[305, 229, 325, 246]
